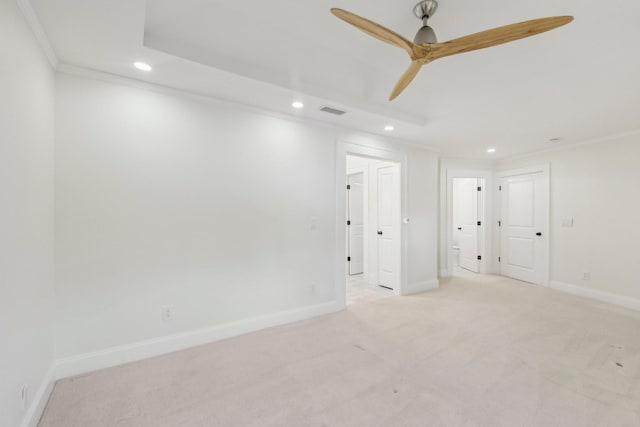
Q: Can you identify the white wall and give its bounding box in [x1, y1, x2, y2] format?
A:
[0, 1, 56, 426]
[404, 147, 439, 287]
[54, 73, 440, 370]
[497, 135, 640, 305]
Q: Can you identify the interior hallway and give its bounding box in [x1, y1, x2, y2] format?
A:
[40, 274, 640, 427]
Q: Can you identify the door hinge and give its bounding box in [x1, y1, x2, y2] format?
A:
[499, 185, 502, 191]
[477, 186, 482, 192]
[477, 255, 482, 261]
[498, 220, 502, 227]
[498, 257, 501, 262]
[347, 220, 351, 226]
[477, 221, 482, 226]
[347, 256, 351, 262]
[346, 184, 351, 190]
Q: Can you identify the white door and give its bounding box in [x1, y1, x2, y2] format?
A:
[500, 172, 548, 285]
[347, 173, 365, 275]
[456, 178, 480, 273]
[377, 165, 400, 290]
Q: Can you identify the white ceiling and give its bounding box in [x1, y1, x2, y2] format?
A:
[30, 0, 640, 158]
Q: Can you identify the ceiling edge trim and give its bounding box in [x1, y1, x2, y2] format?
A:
[16, 0, 59, 68]
[503, 128, 640, 162]
[56, 63, 441, 154]
[142, 36, 429, 128]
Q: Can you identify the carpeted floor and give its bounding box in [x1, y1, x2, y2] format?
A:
[346, 273, 395, 305]
[39, 274, 640, 426]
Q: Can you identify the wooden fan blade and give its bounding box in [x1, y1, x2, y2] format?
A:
[428, 16, 573, 61]
[390, 61, 424, 101]
[331, 8, 418, 58]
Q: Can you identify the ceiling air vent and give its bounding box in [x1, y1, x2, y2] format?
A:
[319, 105, 347, 116]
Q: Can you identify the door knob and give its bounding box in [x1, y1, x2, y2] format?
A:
[457, 227, 462, 231]
[536, 232, 542, 236]
[377, 231, 383, 235]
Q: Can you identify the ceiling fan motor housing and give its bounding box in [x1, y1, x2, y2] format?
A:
[414, 25, 438, 44]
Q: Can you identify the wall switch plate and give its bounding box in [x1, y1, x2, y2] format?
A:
[161, 305, 174, 322]
[583, 272, 591, 281]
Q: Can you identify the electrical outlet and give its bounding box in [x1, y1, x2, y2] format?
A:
[161, 305, 174, 322]
[583, 272, 590, 281]
[21, 385, 29, 410]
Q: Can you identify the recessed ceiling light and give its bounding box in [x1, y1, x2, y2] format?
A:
[384, 125, 395, 131]
[487, 148, 497, 153]
[133, 62, 152, 72]
[292, 102, 304, 109]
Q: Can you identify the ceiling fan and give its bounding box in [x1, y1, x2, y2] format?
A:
[331, 1, 573, 100]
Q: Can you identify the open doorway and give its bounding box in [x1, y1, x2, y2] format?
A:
[346, 155, 401, 305]
[452, 177, 484, 276]
[445, 170, 491, 278]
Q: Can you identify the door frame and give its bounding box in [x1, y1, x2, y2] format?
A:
[446, 169, 493, 277]
[336, 141, 407, 308]
[496, 164, 551, 287]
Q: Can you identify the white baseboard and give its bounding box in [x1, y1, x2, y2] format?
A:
[550, 281, 640, 312]
[53, 300, 342, 380]
[20, 364, 55, 427]
[407, 279, 440, 295]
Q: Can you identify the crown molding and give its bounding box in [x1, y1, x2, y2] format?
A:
[57, 63, 441, 154]
[16, 0, 59, 68]
[502, 128, 640, 162]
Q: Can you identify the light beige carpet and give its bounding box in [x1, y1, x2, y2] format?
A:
[346, 274, 394, 305]
[39, 274, 640, 426]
